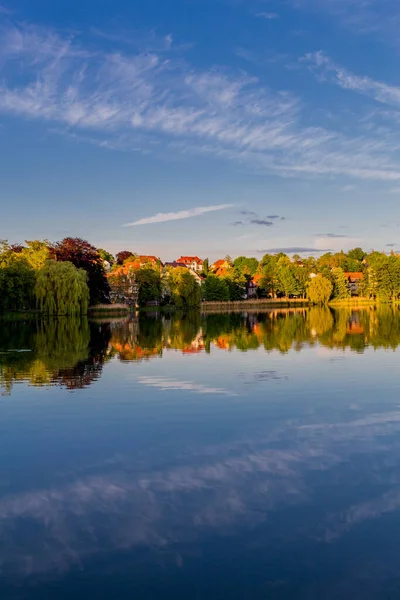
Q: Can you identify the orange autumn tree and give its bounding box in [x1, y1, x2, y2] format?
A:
[107, 258, 162, 306]
[107, 258, 141, 305]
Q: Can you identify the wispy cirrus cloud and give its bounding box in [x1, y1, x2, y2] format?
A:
[304, 51, 400, 109]
[2, 20, 400, 182]
[123, 204, 233, 227]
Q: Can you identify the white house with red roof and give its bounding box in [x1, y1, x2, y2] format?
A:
[176, 256, 204, 272]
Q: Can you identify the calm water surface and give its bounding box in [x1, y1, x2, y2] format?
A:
[2, 307, 400, 599]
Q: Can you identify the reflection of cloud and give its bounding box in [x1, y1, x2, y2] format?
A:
[137, 376, 235, 395]
[4, 404, 400, 578]
[322, 489, 400, 542]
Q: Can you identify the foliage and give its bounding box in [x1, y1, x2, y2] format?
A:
[0, 260, 36, 312]
[202, 258, 209, 277]
[116, 250, 135, 265]
[307, 276, 333, 305]
[203, 275, 230, 301]
[233, 256, 259, 276]
[331, 267, 351, 299]
[0, 318, 111, 394]
[222, 270, 247, 300]
[0, 239, 51, 270]
[367, 253, 400, 301]
[135, 266, 162, 306]
[98, 248, 114, 265]
[54, 238, 110, 305]
[348, 247, 366, 263]
[35, 260, 90, 315]
[167, 267, 202, 307]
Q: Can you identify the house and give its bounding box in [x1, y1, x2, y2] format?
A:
[246, 278, 258, 298]
[137, 255, 164, 268]
[165, 261, 187, 269]
[176, 256, 204, 272]
[165, 262, 204, 284]
[344, 272, 364, 295]
[102, 260, 112, 272]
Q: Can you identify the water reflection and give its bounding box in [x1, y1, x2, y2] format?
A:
[2, 307, 400, 394]
[2, 308, 400, 597]
[0, 318, 111, 395]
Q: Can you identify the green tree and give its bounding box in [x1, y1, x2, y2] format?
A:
[202, 258, 209, 276]
[135, 266, 162, 306]
[35, 260, 90, 315]
[257, 254, 279, 298]
[233, 256, 259, 276]
[203, 274, 230, 301]
[98, 248, 115, 265]
[21, 240, 51, 270]
[0, 260, 36, 312]
[348, 247, 366, 262]
[307, 276, 333, 305]
[167, 267, 202, 307]
[277, 260, 300, 297]
[331, 267, 351, 299]
[222, 270, 246, 300]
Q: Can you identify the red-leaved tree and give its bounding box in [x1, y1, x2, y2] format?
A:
[116, 251, 135, 265]
[54, 238, 110, 305]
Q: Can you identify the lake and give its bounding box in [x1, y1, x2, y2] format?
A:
[2, 307, 400, 599]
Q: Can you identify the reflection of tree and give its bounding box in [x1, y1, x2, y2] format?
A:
[5, 307, 400, 394]
[0, 319, 111, 395]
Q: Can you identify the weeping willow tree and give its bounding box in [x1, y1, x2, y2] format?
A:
[35, 260, 89, 315]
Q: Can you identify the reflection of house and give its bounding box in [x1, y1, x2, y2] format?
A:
[344, 272, 364, 296]
[346, 321, 364, 335]
[176, 256, 204, 272]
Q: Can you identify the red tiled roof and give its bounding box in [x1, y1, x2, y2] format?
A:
[212, 259, 226, 268]
[344, 272, 364, 280]
[138, 255, 159, 263]
[177, 256, 203, 264]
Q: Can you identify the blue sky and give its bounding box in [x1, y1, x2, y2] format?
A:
[1, 0, 400, 260]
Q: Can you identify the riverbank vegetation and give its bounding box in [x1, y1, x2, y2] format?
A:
[2, 239, 400, 314]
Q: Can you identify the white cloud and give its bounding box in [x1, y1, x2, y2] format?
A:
[2, 21, 400, 182]
[123, 204, 234, 226]
[304, 51, 400, 108]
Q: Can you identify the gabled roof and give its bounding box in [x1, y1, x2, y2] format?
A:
[138, 255, 159, 262]
[165, 262, 187, 268]
[344, 272, 364, 280]
[177, 256, 203, 264]
[211, 259, 227, 269]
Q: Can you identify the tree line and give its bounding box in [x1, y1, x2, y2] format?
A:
[2, 240, 400, 314]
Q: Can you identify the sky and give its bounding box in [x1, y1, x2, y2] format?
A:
[1, 0, 400, 261]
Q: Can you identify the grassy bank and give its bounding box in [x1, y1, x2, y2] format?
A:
[328, 298, 398, 307]
[201, 299, 311, 311]
[88, 303, 131, 316]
